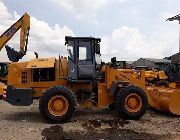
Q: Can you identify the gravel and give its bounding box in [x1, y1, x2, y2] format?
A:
[0, 99, 179, 140]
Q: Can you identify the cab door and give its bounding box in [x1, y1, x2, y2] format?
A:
[67, 40, 78, 80]
[77, 41, 96, 80]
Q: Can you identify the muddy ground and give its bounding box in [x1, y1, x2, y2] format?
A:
[0, 99, 179, 140]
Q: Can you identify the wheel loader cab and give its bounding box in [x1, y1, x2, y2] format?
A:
[165, 64, 180, 82]
[0, 63, 8, 77]
[65, 36, 101, 81]
[0, 62, 8, 83]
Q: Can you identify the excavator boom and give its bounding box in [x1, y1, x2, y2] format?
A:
[0, 13, 30, 62]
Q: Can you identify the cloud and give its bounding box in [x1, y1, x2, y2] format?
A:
[28, 17, 74, 58]
[131, 6, 137, 14]
[50, 0, 107, 22]
[0, 2, 74, 62]
[100, 26, 177, 62]
[164, 0, 180, 4]
[0, 1, 178, 64]
[49, 0, 131, 22]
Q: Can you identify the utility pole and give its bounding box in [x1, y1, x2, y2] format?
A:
[167, 14, 180, 53]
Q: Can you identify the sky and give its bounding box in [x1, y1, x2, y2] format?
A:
[0, 0, 180, 62]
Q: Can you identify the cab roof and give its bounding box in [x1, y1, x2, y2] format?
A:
[65, 36, 101, 45]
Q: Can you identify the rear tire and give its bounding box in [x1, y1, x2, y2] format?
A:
[39, 86, 76, 123]
[115, 85, 148, 120]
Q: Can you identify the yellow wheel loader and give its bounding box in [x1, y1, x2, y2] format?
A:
[137, 66, 180, 115]
[0, 62, 8, 84]
[0, 62, 8, 96]
[135, 66, 175, 87]
[136, 62, 180, 88]
[145, 70, 169, 86]
[4, 36, 149, 123]
[3, 36, 180, 123]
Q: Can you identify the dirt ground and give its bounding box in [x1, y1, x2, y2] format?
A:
[0, 99, 180, 140]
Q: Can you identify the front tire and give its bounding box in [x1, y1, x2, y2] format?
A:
[39, 86, 76, 123]
[115, 85, 148, 120]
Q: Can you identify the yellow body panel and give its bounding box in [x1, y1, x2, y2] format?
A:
[145, 70, 158, 79]
[98, 83, 114, 107]
[0, 82, 6, 96]
[169, 83, 176, 88]
[145, 70, 168, 81]
[8, 58, 68, 97]
[158, 71, 168, 80]
[26, 57, 56, 69]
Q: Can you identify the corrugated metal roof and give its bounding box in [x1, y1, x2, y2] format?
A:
[126, 61, 134, 64]
[0, 62, 9, 64]
[141, 58, 171, 63]
[171, 52, 180, 64]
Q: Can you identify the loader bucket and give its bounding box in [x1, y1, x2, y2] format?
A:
[147, 86, 180, 115]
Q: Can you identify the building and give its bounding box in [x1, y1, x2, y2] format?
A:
[132, 58, 171, 70]
[171, 52, 180, 64]
[126, 61, 134, 69]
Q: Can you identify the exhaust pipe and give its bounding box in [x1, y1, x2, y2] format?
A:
[34, 52, 38, 58]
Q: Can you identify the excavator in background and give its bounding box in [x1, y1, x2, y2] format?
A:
[144, 64, 180, 88]
[0, 13, 34, 96]
[142, 68, 169, 86]
[146, 62, 180, 115]
[167, 54, 180, 89]
[135, 66, 178, 88]
[109, 61, 171, 87]
[0, 13, 30, 62]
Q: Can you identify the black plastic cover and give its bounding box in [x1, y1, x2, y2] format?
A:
[6, 85, 33, 106]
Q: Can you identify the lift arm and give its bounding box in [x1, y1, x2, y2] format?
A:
[0, 13, 30, 62]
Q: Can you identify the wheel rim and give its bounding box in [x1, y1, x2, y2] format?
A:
[48, 95, 69, 116]
[125, 93, 142, 113]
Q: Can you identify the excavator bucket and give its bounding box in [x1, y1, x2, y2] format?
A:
[147, 86, 180, 115]
[5, 45, 24, 62]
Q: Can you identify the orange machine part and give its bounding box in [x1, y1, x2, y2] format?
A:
[147, 86, 180, 115]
